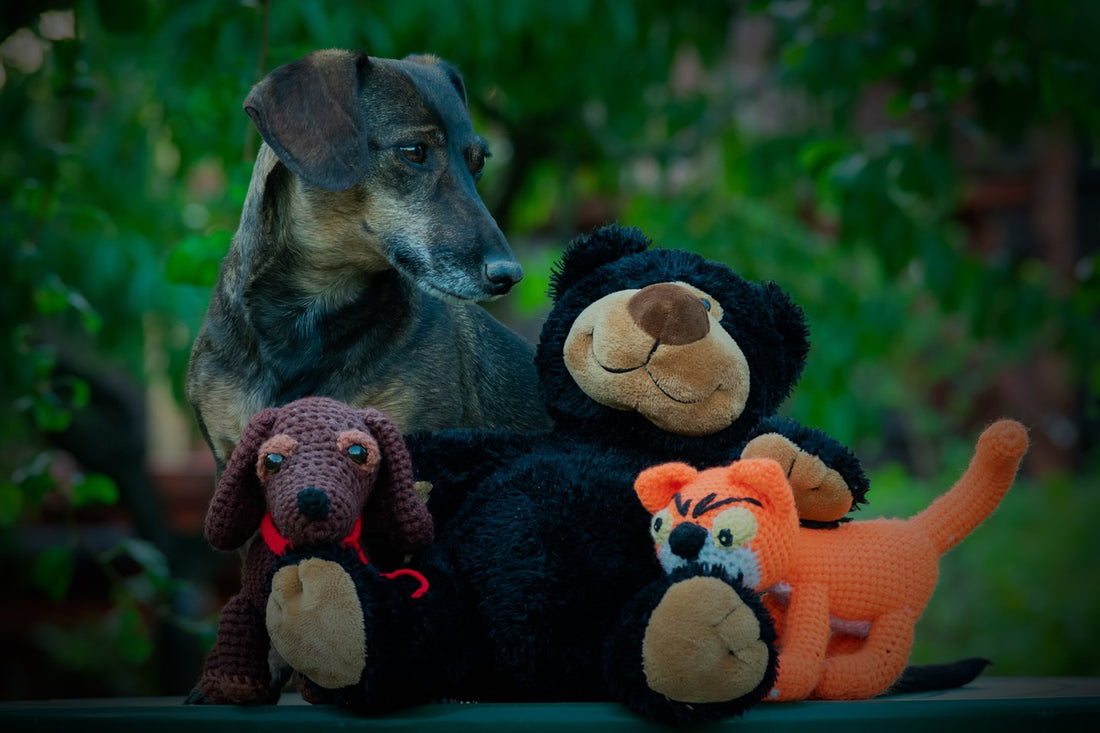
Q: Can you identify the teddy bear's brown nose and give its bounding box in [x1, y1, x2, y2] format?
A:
[627, 282, 710, 345]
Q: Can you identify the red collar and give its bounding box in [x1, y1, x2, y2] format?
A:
[261, 512, 367, 564]
[259, 512, 429, 598]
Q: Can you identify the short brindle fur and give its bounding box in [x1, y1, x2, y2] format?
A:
[187, 50, 550, 471]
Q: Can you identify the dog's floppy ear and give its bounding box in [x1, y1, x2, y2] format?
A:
[204, 407, 279, 551]
[244, 49, 370, 192]
[358, 408, 434, 554]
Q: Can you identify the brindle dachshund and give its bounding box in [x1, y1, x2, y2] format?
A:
[187, 50, 550, 472]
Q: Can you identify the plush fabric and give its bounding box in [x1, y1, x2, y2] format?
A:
[634, 419, 1028, 701]
[261, 224, 875, 724]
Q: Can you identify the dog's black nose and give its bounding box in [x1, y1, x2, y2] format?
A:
[296, 487, 330, 521]
[483, 259, 523, 295]
[668, 522, 708, 561]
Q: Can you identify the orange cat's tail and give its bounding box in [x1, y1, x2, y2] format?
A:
[910, 420, 1029, 556]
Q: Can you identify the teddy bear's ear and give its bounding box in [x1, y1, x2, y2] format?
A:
[204, 406, 280, 551]
[634, 462, 698, 514]
[741, 281, 810, 415]
[358, 407, 434, 554]
[549, 224, 652, 301]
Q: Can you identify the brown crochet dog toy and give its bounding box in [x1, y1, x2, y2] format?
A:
[197, 396, 433, 704]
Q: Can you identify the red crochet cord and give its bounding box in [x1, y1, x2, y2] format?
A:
[260, 512, 429, 598]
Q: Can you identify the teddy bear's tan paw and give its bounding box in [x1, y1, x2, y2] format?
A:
[266, 558, 366, 689]
[642, 575, 771, 704]
[741, 433, 851, 523]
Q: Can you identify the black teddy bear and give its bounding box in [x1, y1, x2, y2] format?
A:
[263, 224, 870, 724]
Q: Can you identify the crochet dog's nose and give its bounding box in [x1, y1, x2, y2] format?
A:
[296, 487, 331, 521]
[668, 522, 708, 560]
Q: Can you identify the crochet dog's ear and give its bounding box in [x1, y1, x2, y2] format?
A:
[358, 408, 434, 554]
[205, 407, 279, 551]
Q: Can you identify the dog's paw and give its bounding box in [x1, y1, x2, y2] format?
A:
[741, 433, 851, 523]
[266, 558, 366, 689]
[642, 575, 772, 704]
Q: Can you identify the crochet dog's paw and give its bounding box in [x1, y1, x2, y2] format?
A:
[642, 575, 772, 704]
[199, 672, 269, 705]
[267, 558, 366, 689]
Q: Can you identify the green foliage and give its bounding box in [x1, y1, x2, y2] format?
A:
[1, 0, 1097, 696]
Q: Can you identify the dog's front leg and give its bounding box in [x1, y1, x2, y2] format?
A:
[199, 592, 272, 704]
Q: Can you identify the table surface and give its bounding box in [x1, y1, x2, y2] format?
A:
[2, 677, 1098, 732]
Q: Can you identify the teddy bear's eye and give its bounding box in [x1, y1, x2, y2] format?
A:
[347, 444, 370, 465]
[700, 298, 711, 312]
[650, 509, 673, 544]
[262, 453, 284, 473]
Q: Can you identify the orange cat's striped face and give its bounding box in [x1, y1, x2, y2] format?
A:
[634, 459, 799, 591]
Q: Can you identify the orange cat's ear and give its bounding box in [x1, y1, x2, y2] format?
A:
[727, 458, 797, 519]
[635, 462, 698, 513]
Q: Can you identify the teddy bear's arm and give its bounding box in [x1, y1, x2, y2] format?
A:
[770, 581, 831, 702]
[741, 416, 868, 526]
[404, 429, 536, 519]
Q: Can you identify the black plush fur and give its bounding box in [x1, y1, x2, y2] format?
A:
[310, 225, 864, 722]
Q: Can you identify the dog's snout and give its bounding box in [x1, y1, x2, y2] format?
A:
[296, 487, 331, 521]
[483, 259, 524, 296]
[668, 523, 708, 561]
[627, 283, 710, 345]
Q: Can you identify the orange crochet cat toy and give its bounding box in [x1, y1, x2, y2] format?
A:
[634, 419, 1028, 701]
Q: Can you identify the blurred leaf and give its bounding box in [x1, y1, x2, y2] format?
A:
[33, 275, 70, 317]
[166, 230, 231, 287]
[0, 479, 24, 528]
[71, 472, 119, 508]
[116, 603, 154, 664]
[33, 545, 75, 602]
[31, 391, 72, 433]
[116, 537, 171, 586]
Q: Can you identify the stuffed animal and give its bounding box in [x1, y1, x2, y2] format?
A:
[634, 419, 1028, 702]
[261, 225, 873, 724]
[196, 396, 433, 705]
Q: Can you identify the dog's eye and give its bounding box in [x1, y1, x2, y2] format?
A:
[262, 453, 284, 473]
[467, 150, 485, 179]
[399, 143, 427, 165]
[347, 444, 370, 465]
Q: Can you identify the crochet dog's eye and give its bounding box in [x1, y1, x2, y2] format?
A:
[650, 509, 673, 544]
[262, 453, 284, 473]
[347, 444, 370, 465]
[712, 507, 757, 549]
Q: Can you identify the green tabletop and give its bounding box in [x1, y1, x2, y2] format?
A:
[2, 677, 1097, 732]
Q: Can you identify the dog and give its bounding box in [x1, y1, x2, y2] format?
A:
[198, 397, 434, 703]
[186, 49, 550, 471]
